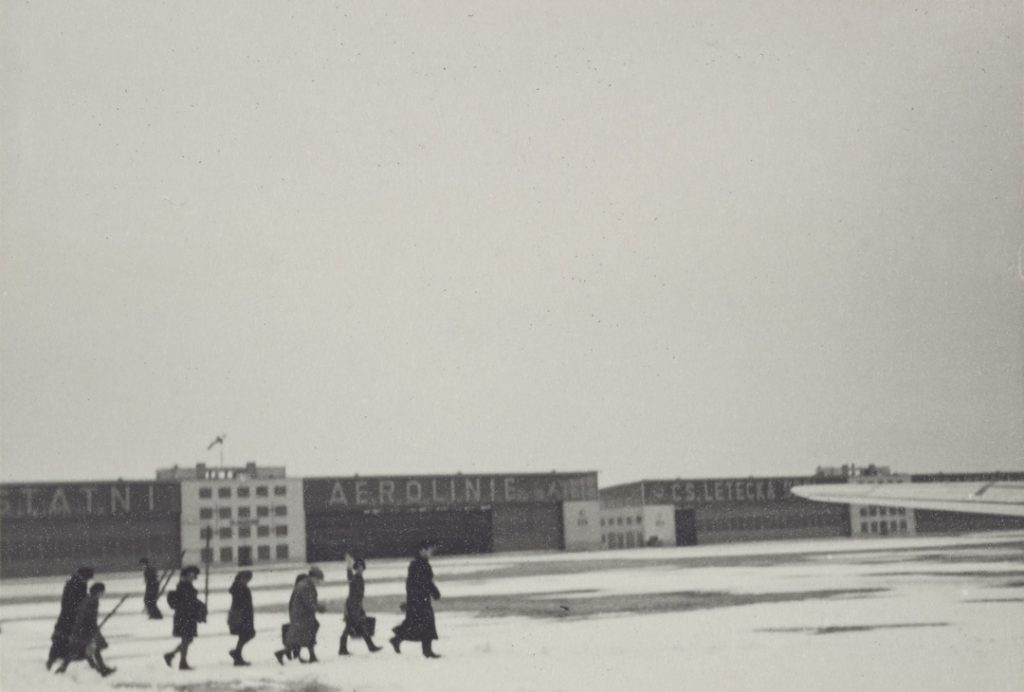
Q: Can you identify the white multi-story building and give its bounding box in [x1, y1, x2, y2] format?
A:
[157, 462, 306, 568]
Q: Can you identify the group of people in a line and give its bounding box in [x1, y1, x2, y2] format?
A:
[46, 539, 444, 677]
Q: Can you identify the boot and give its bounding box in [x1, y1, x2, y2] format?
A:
[230, 649, 242, 665]
[365, 636, 382, 653]
[339, 633, 350, 655]
[163, 652, 174, 667]
[100, 666, 116, 677]
[389, 636, 401, 654]
[179, 661, 193, 671]
[274, 650, 286, 665]
[422, 640, 441, 659]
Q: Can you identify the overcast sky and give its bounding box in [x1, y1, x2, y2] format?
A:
[2, 1, 1022, 486]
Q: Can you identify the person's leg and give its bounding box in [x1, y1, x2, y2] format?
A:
[422, 639, 441, 658]
[364, 635, 382, 652]
[163, 638, 183, 666]
[339, 629, 350, 655]
[178, 637, 193, 670]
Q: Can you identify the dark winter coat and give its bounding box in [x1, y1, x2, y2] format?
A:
[52, 575, 89, 642]
[169, 580, 206, 639]
[343, 569, 371, 637]
[284, 577, 320, 648]
[228, 581, 255, 638]
[392, 556, 440, 642]
[143, 565, 159, 600]
[66, 594, 101, 658]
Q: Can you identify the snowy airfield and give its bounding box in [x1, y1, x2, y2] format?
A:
[2, 532, 1022, 692]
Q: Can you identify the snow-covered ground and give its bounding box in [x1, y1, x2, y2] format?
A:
[2, 532, 1022, 691]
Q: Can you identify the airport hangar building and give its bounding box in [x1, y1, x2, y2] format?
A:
[3, 467, 1022, 577]
[302, 472, 602, 561]
[0, 468, 602, 577]
[599, 470, 1024, 549]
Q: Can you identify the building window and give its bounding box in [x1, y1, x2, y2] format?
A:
[616, 517, 623, 526]
[238, 526, 251, 538]
[859, 507, 867, 517]
[238, 506, 251, 518]
[898, 508, 906, 515]
[219, 527, 232, 539]
[218, 487, 231, 499]
[257, 525, 270, 537]
[258, 546, 271, 560]
[199, 508, 213, 519]
[256, 486, 268, 497]
[220, 547, 233, 563]
[218, 507, 231, 519]
[636, 516, 642, 524]
[601, 534, 606, 543]
[199, 487, 212, 499]
[237, 486, 250, 498]
[899, 520, 907, 530]
[200, 528, 209, 540]
[600, 518, 605, 527]
[275, 525, 288, 537]
[276, 544, 289, 560]
[861, 523, 868, 533]
[257, 506, 269, 517]
[274, 485, 287, 497]
[200, 548, 213, 564]
[626, 517, 632, 525]
[870, 522, 878, 533]
[274, 505, 287, 517]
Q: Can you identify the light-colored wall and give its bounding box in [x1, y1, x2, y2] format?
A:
[641, 505, 676, 546]
[848, 475, 916, 538]
[562, 500, 602, 551]
[599, 505, 646, 549]
[180, 477, 306, 568]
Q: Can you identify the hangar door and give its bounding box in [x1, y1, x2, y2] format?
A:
[306, 509, 493, 561]
[492, 503, 563, 552]
[675, 509, 698, 546]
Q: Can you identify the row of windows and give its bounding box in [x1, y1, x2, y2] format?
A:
[198, 485, 288, 500]
[603, 531, 645, 548]
[861, 520, 908, 534]
[198, 505, 287, 520]
[858, 506, 907, 517]
[200, 544, 289, 563]
[600, 515, 644, 527]
[203, 525, 287, 539]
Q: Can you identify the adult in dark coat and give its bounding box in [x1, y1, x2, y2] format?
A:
[46, 566, 94, 670]
[339, 558, 382, 655]
[140, 558, 163, 619]
[275, 567, 325, 664]
[163, 566, 206, 670]
[227, 570, 255, 666]
[55, 582, 114, 676]
[390, 540, 442, 658]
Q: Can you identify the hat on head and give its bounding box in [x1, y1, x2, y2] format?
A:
[353, 557, 366, 571]
[90, 582, 106, 595]
[418, 539, 438, 551]
[139, 557, 149, 564]
[181, 565, 200, 578]
[77, 566, 95, 580]
[308, 566, 324, 580]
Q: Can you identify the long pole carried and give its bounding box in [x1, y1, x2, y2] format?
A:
[157, 550, 188, 597]
[98, 594, 131, 631]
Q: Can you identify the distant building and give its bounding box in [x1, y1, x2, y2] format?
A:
[156, 462, 305, 568]
[847, 472, 916, 538]
[302, 472, 601, 560]
[0, 481, 181, 578]
[599, 476, 849, 548]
